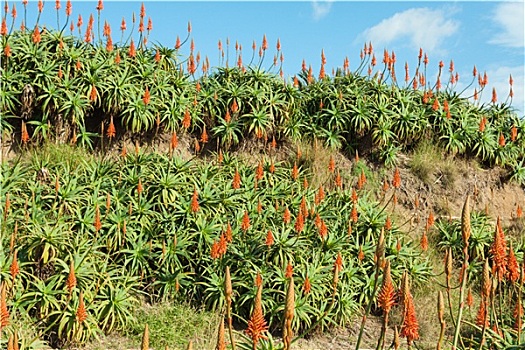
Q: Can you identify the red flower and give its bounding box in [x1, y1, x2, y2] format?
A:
[9, 250, 19, 280]
[3, 43, 10, 57]
[0, 18, 7, 36]
[265, 230, 274, 246]
[294, 209, 304, 233]
[378, 261, 396, 314]
[400, 286, 419, 344]
[94, 204, 101, 232]
[241, 211, 250, 231]
[475, 299, 488, 328]
[491, 217, 507, 281]
[420, 231, 428, 251]
[506, 244, 519, 282]
[510, 125, 517, 142]
[232, 169, 241, 189]
[200, 126, 208, 143]
[129, 39, 136, 58]
[142, 86, 150, 105]
[285, 262, 293, 278]
[65, 0, 72, 16]
[32, 26, 41, 44]
[392, 168, 401, 189]
[291, 162, 298, 180]
[498, 133, 505, 147]
[351, 206, 358, 223]
[182, 109, 191, 129]
[66, 260, 77, 295]
[256, 162, 264, 181]
[106, 117, 116, 138]
[303, 276, 311, 294]
[89, 84, 97, 102]
[76, 292, 88, 323]
[190, 188, 199, 213]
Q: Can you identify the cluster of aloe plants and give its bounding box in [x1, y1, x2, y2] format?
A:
[137, 196, 525, 350]
[0, 144, 433, 348]
[1, 1, 524, 182]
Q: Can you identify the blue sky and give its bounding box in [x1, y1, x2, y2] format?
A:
[6, 0, 525, 114]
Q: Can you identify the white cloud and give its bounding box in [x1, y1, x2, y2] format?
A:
[311, 0, 333, 21]
[488, 2, 524, 48]
[358, 7, 460, 54]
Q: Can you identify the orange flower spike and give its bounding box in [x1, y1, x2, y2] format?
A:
[432, 98, 439, 111]
[328, 155, 335, 173]
[358, 245, 365, 262]
[498, 133, 505, 147]
[351, 206, 358, 223]
[9, 250, 19, 280]
[94, 204, 102, 232]
[76, 291, 88, 323]
[241, 211, 250, 232]
[427, 211, 434, 228]
[262, 34, 268, 50]
[190, 188, 199, 213]
[285, 262, 293, 278]
[182, 109, 191, 129]
[334, 252, 343, 273]
[21, 121, 30, 143]
[66, 260, 77, 294]
[507, 243, 519, 282]
[400, 282, 419, 345]
[32, 25, 41, 43]
[475, 299, 488, 328]
[510, 125, 517, 142]
[291, 162, 298, 180]
[384, 217, 392, 231]
[265, 230, 274, 246]
[491, 88, 497, 103]
[256, 162, 264, 181]
[392, 168, 401, 189]
[303, 276, 311, 294]
[168, 132, 178, 152]
[421, 231, 428, 251]
[319, 219, 328, 238]
[89, 84, 97, 102]
[491, 217, 507, 281]
[377, 261, 396, 314]
[200, 126, 208, 143]
[283, 207, 291, 224]
[0, 18, 7, 36]
[137, 178, 143, 194]
[3, 43, 11, 57]
[517, 204, 523, 218]
[224, 223, 232, 243]
[231, 99, 238, 113]
[0, 283, 8, 328]
[294, 209, 304, 233]
[129, 39, 136, 57]
[514, 300, 523, 331]
[335, 170, 342, 189]
[232, 169, 241, 189]
[466, 288, 473, 308]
